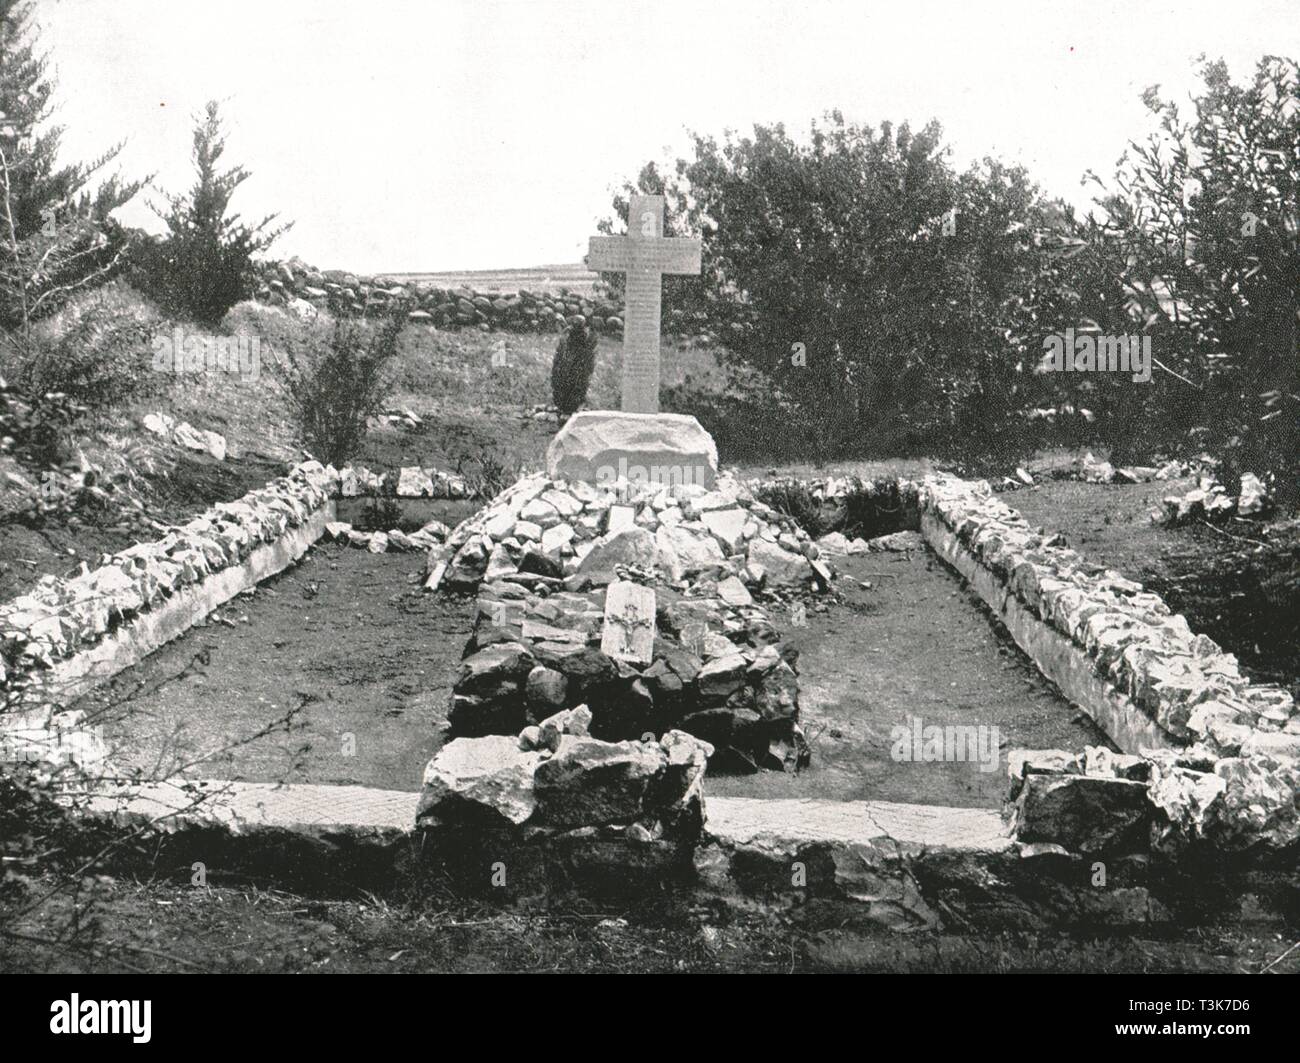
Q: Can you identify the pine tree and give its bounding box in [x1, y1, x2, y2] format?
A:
[140, 100, 289, 325]
[0, 0, 146, 339]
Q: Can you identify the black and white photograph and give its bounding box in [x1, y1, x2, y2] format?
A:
[0, 0, 1296, 1006]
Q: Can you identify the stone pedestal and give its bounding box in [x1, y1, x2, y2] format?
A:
[546, 411, 718, 489]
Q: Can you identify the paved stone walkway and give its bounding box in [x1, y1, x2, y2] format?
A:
[88, 779, 417, 832]
[85, 779, 1010, 852]
[706, 797, 1011, 852]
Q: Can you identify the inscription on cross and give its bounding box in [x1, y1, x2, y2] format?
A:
[588, 194, 702, 414]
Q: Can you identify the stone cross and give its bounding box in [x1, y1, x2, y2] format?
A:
[588, 194, 702, 414]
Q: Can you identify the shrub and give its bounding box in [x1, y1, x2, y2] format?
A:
[462, 448, 527, 501]
[0, 0, 146, 335]
[280, 310, 406, 467]
[753, 479, 829, 537]
[837, 478, 911, 540]
[1065, 57, 1300, 501]
[664, 364, 807, 464]
[356, 496, 402, 533]
[7, 281, 163, 407]
[0, 375, 86, 468]
[550, 319, 597, 419]
[753, 476, 912, 540]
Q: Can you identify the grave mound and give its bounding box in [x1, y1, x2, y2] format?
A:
[452, 576, 808, 773]
[425, 471, 820, 594]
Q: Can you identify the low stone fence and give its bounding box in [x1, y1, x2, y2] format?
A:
[0, 458, 490, 724]
[0, 461, 340, 703]
[253, 259, 633, 336]
[915, 474, 1298, 857]
[916, 474, 1295, 749]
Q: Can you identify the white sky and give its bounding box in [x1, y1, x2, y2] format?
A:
[35, 0, 1299, 273]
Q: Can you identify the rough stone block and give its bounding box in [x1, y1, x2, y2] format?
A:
[546, 411, 718, 488]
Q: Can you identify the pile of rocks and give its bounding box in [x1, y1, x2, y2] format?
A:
[1066, 453, 1201, 485]
[337, 464, 471, 500]
[142, 412, 228, 461]
[1156, 471, 1272, 525]
[425, 472, 829, 595]
[452, 574, 807, 772]
[0, 461, 337, 688]
[924, 474, 1298, 849]
[418, 710, 713, 845]
[520, 404, 561, 425]
[321, 520, 449, 554]
[1048, 453, 1275, 520]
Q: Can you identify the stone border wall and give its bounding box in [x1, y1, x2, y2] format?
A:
[0, 456, 474, 726]
[914, 474, 1297, 755]
[0, 461, 341, 704]
[914, 473, 1298, 857]
[65, 780, 1298, 928]
[920, 508, 1175, 754]
[5, 463, 1295, 905]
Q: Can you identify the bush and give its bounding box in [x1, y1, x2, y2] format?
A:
[837, 478, 911, 539]
[462, 449, 527, 501]
[280, 310, 406, 467]
[0, 0, 146, 336]
[753, 479, 830, 537]
[356, 496, 403, 533]
[550, 319, 597, 418]
[753, 476, 912, 540]
[0, 375, 86, 469]
[6, 281, 163, 408]
[663, 363, 807, 464]
[1065, 57, 1300, 501]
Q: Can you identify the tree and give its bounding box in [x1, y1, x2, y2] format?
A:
[139, 100, 289, 325]
[606, 114, 1070, 459]
[1072, 57, 1299, 497]
[0, 0, 145, 341]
